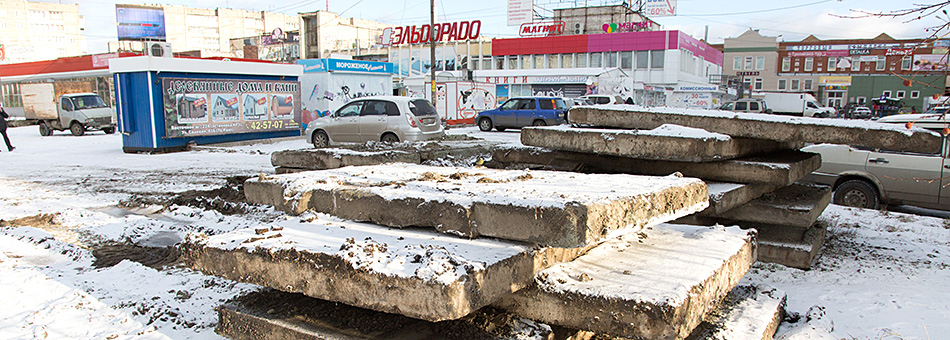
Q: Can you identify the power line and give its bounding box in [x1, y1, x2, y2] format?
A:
[676, 0, 834, 17]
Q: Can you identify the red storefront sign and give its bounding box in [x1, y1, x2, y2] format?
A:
[380, 20, 482, 46]
[519, 21, 565, 37]
[886, 48, 913, 56]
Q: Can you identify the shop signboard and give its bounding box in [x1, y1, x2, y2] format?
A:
[602, 21, 651, 33]
[380, 20, 481, 46]
[886, 48, 913, 56]
[912, 54, 950, 71]
[161, 77, 301, 138]
[819, 75, 852, 86]
[849, 49, 871, 55]
[520, 21, 565, 37]
[115, 5, 166, 41]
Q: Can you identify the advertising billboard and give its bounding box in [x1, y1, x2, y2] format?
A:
[161, 77, 301, 138]
[116, 5, 166, 41]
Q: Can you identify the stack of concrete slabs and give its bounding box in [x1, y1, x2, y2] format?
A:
[494, 224, 756, 340]
[183, 217, 540, 322]
[685, 284, 787, 340]
[488, 146, 821, 186]
[568, 105, 943, 154]
[521, 124, 799, 162]
[244, 164, 710, 248]
[272, 139, 495, 173]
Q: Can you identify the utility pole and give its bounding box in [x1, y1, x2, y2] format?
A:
[430, 0, 437, 107]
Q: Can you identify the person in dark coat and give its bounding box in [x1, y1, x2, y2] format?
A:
[0, 102, 14, 152]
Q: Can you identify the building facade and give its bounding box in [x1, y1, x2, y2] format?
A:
[0, 0, 86, 64]
[299, 11, 392, 60]
[722, 30, 946, 110]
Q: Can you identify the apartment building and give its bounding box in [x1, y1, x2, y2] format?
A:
[0, 0, 86, 64]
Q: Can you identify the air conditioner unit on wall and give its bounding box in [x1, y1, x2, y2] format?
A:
[143, 41, 172, 58]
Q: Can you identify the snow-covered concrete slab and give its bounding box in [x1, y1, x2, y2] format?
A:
[687, 285, 786, 340]
[757, 222, 827, 270]
[182, 217, 544, 322]
[521, 125, 799, 162]
[271, 141, 493, 172]
[244, 164, 709, 247]
[488, 146, 821, 186]
[568, 106, 943, 154]
[215, 289, 558, 340]
[494, 224, 756, 340]
[704, 182, 782, 215]
[714, 182, 832, 229]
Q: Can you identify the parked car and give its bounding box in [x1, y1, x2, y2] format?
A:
[847, 106, 872, 119]
[305, 96, 444, 148]
[717, 98, 771, 114]
[570, 98, 594, 107]
[579, 94, 625, 105]
[802, 114, 948, 210]
[476, 96, 567, 132]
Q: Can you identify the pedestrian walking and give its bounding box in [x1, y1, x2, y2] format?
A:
[0, 102, 14, 152]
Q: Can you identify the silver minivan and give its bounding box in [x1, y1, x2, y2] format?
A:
[305, 96, 444, 148]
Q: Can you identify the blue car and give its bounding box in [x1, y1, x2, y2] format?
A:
[476, 96, 568, 132]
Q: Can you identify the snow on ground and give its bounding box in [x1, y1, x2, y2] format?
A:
[0, 125, 948, 339]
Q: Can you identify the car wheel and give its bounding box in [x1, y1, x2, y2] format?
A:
[381, 133, 399, 143]
[531, 120, 547, 126]
[39, 122, 53, 136]
[102, 127, 116, 134]
[70, 122, 85, 136]
[311, 130, 329, 148]
[833, 179, 879, 209]
[478, 117, 493, 132]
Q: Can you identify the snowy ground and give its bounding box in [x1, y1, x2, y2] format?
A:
[0, 125, 947, 340]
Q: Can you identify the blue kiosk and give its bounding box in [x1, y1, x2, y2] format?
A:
[110, 56, 303, 153]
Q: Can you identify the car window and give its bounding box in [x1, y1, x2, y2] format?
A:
[613, 96, 623, 103]
[596, 97, 610, 104]
[61, 98, 73, 111]
[336, 102, 363, 117]
[525, 99, 536, 109]
[555, 98, 567, 110]
[361, 101, 387, 116]
[736, 102, 748, 111]
[408, 99, 438, 116]
[385, 101, 400, 116]
[720, 102, 734, 110]
[750, 102, 759, 111]
[539, 99, 556, 110]
[807, 102, 818, 108]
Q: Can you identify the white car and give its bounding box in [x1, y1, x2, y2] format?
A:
[579, 94, 627, 105]
[803, 113, 948, 210]
[305, 96, 445, 148]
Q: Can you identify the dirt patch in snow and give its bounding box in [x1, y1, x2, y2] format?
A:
[121, 175, 253, 216]
[91, 242, 182, 269]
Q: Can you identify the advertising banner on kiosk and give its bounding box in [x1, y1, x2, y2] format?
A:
[161, 77, 301, 138]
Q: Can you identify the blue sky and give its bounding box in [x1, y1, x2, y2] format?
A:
[76, 0, 941, 53]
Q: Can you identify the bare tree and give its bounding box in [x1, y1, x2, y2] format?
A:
[836, 2, 950, 36]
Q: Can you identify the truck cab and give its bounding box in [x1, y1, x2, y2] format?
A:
[39, 93, 116, 136]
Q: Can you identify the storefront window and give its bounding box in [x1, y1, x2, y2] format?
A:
[590, 52, 602, 67]
[508, 56, 518, 69]
[791, 79, 800, 90]
[650, 50, 664, 68]
[754, 78, 763, 90]
[607, 52, 618, 68]
[482, 57, 492, 70]
[548, 54, 558, 69]
[561, 54, 573, 68]
[576, 53, 587, 67]
[621, 52, 632, 69]
[804, 79, 813, 91]
[495, 56, 504, 70]
[778, 79, 787, 90]
[636, 51, 648, 69]
[522, 55, 531, 69]
[533, 55, 544, 69]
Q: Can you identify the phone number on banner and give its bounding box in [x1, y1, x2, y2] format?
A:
[245, 120, 286, 130]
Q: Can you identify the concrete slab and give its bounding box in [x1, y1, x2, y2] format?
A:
[686, 285, 786, 340]
[244, 164, 709, 248]
[520, 125, 798, 162]
[487, 146, 821, 186]
[494, 224, 756, 340]
[568, 106, 943, 154]
[712, 182, 832, 229]
[757, 222, 827, 270]
[271, 139, 494, 172]
[704, 182, 782, 216]
[215, 289, 560, 340]
[183, 218, 546, 322]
